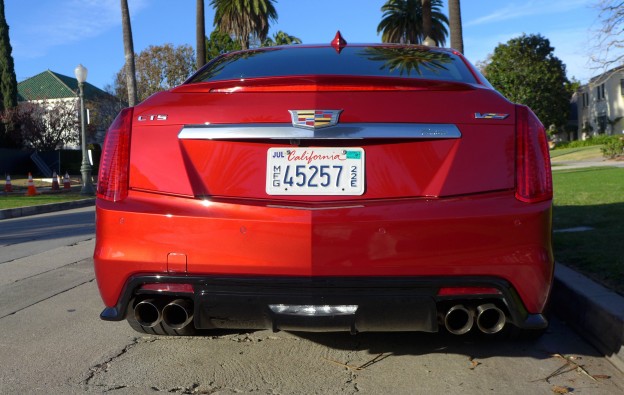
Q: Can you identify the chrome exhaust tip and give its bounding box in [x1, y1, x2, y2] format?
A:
[444, 304, 474, 335]
[134, 299, 162, 328]
[162, 299, 194, 330]
[476, 303, 506, 334]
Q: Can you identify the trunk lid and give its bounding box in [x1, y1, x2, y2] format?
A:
[128, 82, 515, 201]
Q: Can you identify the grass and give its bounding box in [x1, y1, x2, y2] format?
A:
[0, 175, 90, 210]
[553, 167, 624, 295]
[550, 145, 604, 161]
[0, 192, 88, 209]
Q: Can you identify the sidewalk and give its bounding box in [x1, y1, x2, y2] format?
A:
[551, 158, 624, 171]
[0, 194, 622, 373]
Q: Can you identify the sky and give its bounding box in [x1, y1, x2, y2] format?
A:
[5, 0, 605, 90]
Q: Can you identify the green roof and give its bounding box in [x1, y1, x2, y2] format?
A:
[17, 70, 112, 101]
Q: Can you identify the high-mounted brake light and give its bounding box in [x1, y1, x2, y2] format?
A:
[515, 105, 553, 203]
[97, 107, 133, 202]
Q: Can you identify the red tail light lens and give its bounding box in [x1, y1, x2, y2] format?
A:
[515, 105, 553, 203]
[97, 107, 133, 202]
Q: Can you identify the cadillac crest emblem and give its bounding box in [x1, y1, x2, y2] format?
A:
[289, 110, 342, 129]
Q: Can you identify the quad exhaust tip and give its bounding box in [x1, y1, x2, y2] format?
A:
[162, 299, 194, 329]
[134, 299, 162, 328]
[134, 298, 194, 330]
[476, 303, 506, 334]
[443, 303, 507, 335]
[444, 304, 474, 335]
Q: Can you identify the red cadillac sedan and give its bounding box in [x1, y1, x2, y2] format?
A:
[95, 34, 553, 337]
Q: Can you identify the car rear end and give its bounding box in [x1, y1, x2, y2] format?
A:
[94, 42, 553, 336]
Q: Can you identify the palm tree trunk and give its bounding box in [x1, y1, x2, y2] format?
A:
[196, 0, 206, 68]
[422, 0, 432, 43]
[449, 0, 464, 53]
[120, 0, 138, 106]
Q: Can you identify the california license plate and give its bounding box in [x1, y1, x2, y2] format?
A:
[266, 148, 365, 195]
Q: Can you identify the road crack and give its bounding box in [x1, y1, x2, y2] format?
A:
[81, 337, 143, 391]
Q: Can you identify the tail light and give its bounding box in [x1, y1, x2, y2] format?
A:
[515, 105, 552, 203]
[97, 107, 133, 202]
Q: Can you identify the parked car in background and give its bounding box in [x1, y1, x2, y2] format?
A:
[94, 33, 553, 338]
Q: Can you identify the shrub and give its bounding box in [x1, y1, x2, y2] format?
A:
[600, 137, 624, 159]
[555, 134, 621, 150]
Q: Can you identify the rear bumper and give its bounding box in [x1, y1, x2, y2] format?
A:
[95, 189, 553, 320]
[100, 274, 548, 332]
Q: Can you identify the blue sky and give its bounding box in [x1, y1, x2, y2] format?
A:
[6, 0, 602, 90]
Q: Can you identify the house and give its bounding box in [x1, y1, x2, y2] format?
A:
[17, 70, 123, 146]
[577, 65, 624, 139]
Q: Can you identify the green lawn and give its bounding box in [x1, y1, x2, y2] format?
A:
[553, 167, 624, 295]
[0, 193, 88, 209]
[550, 145, 604, 161]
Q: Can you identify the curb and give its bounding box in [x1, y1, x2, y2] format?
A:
[0, 198, 96, 220]
[552, 263, 624, 373]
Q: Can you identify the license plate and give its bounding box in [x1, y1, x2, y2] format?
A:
[266, 148, 365, 195]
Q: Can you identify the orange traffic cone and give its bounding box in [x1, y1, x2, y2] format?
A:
[26, 172, 38, 196]
[63, 172, 71, 190]
[4, 174, 12, 192]
[51, 171, 60, 190]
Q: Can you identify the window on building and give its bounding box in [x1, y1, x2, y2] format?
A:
[596, 84, 605, 100]
[596, 83, 607, 100]
[621, 79, 624, 96]
[597, 114, 608, 133]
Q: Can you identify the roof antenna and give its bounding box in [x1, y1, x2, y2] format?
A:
[331, 31, 347, 54]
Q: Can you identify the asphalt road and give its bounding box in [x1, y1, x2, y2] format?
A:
[1, 207, 623, 394]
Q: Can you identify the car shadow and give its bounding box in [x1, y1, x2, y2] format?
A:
[279, 317, 603, 362]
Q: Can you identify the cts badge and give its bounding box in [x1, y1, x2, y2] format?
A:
[137, 114, 168, 121]
[289, 110, 342, 129]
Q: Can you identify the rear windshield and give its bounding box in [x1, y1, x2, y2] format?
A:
[188, 46, 478, 84]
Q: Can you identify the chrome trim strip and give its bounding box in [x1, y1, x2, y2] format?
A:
[178, 123, 461, 140]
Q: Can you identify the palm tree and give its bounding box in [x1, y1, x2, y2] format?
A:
[449, 0, 464, 53]
[263, 30, 302, 46]
[210, 0, 278, 50]
[120, 0, 137, 106]
[377, 0, 448, 46]
[196, 0, 206, 68]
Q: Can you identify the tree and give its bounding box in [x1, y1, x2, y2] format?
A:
[0, 0, 16, 113]
[205, 30, 242, 61]
[262, 30, 302, 46]
[113, 44, 196, 103]
[377, 0, 448, 46]
[0, 0, 18, 148]
[484, 34, 570, 129]
[9, 100, 79, 151]
[591, 0, 624, 68]
[210, 0, 278, 50]
[448, 0, 464, 53]
[120, 0, 138, 106]
[196, 0, 206, 68]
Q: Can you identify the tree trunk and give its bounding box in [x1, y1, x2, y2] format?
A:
[449, 0, 464, 53]
[121, 0, 138, 106]
[421, 0, 432, 43]
[196, 0, 206, 68]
